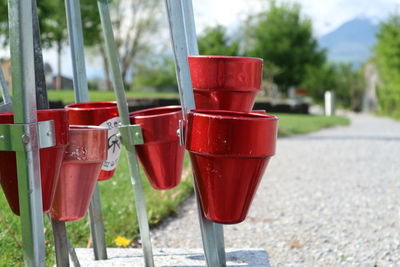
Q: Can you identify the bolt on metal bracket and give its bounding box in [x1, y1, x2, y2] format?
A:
[0, 120, 55, 151]
[118, 124, 144, 151]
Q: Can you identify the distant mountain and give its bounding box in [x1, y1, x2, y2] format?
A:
[318, 18, 379, 67]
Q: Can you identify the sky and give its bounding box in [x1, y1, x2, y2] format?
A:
[193, 0, 400, 36]
[2, 0, 400, 79]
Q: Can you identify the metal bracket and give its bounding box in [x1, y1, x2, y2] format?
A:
[0, 120, 55, 151]
[118, 124, 144, 151]
[178, 119, 185, 146]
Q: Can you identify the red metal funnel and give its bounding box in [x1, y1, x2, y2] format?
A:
[130, 106, 184, 190]
[186, 110, 278, 224]
[50, 125, 108, 222]
[65, 101, 121, 181]
[0, 109, 69, 215]
[188, 55, 263, 112]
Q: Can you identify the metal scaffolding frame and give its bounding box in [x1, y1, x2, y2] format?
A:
[4, 0, 229, 266]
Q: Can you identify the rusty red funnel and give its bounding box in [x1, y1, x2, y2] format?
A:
[65, 101, 120, 181]
[0, 109, 69, 215]
[186, 110, 278, 224]
[50, 125, 108, 222]
[129, 105, 184, 190]
[188, 55, 263, 112]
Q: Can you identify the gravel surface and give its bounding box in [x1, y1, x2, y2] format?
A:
[151, 113, 400, 266]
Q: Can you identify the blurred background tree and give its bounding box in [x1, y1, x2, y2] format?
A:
[133, 55, 177, 92]
[374, 12, 400, 118]
[198, 25, 239, 56]
[243, 0, 326, 94]
[106, 0, 162, 89]
[0, 0, 372, 111]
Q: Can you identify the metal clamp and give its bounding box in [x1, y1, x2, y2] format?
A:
[0, 120, 55, 151]
[118, 124, 144, 151]
[177, 119, 185, 146]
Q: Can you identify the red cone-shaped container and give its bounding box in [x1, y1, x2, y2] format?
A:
[186, 110, 278, 224]
[188, 55, 263, 112]
[0, 109, 69, 215]
[65, 101, 121, 181]
[51, 125, 108, 221]
[129, 106, 185, 190]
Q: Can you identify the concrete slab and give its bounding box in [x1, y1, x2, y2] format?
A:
[74, 248, 269, 266]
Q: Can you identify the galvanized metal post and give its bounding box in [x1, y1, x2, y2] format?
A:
[8, 0, 46, 266]
[181, 1, 227, 264]
[97, 1, 155, 266]
[165, 0, 226, 266]
[64, 0, 108, 261]
[51, 219, 70, 267]
[31, 1, 72, 265]
[32, 0, 49, 110]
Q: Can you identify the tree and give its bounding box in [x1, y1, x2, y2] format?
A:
[301, 63, 365, 110]
[133, 55, 177, 92]
[198, 25, 239, 56]
[107, 0, 163, 88]
[0, 0, 102, 89]
[0, 0, 162, 91]
[244, 1, 326, 93]
[374, 13, 400, 118]
[301, 63, 337, 101]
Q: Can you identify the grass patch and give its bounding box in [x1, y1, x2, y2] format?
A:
[48, 90, 179, 104]
[0, 151, 193, 266]
[275, 113, 350, 137]
[0, 113, 349, 265]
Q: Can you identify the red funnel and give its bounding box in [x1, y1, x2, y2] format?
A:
[186, 110, 278, 224]
[65, 101, 120, 181]
[130, 106, 184, 190]
[51, 125, 108, 221]
[188, 55, 263, 112]
[0, 109, 69, 215]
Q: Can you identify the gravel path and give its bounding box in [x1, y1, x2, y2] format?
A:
[151, 113, 400, 266]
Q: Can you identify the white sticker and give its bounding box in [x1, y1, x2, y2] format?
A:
[100, 117, 122, 171]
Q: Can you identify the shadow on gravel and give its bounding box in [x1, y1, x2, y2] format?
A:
[158, 249, 269, 266]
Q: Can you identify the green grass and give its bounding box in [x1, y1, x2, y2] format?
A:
[0, 152, 193, 266]
[0, 112, 349, 266]
[275, 113, 350, 137]
[47, 90, 179, 104]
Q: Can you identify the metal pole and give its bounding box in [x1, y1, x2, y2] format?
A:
[51, 219, 70, 267]
[180, 1, 227, 264]
[32, 0, 49, 110]
[165, 0, 226, 266]
[97, 1, 155, 266]
[8, 0, 46, 266]
[64, 0, 89, 101]
[32, 1, 73, 265]
[64, 0, 107, 260]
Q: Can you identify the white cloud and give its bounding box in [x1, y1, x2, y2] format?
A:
[193, 0, 400, 36]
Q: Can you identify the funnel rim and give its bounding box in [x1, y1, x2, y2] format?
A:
[193, 87, 260, 92]
[188, 150, 274, 158]
[188, 55, 263, 62]
[189, 109, 278, 121]
[0, 108, 67, 118]
[65, 101, 117, 111]
[129, 105, 182, 119]
[69, 125, 108, 131]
